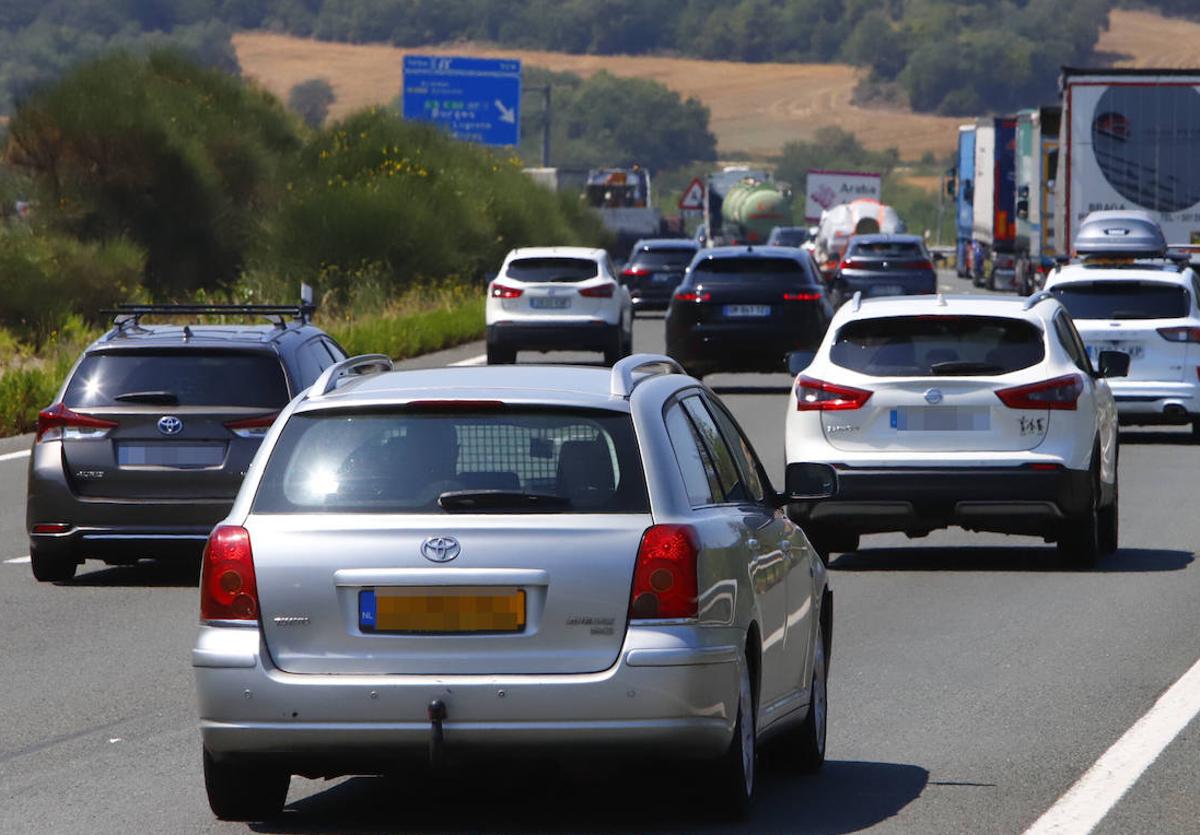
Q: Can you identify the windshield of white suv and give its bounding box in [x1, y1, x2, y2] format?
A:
[253, 408, 649, 514]
[506, 258, 599, 283]
[1050, 281, 1189, 320]
[830, 316, 1046, 377]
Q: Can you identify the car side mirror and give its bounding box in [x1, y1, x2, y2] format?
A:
[786, 350, 815, 376]
[483, 271, 498, 285]
[783, 462, 837, 501]
[1097, 350, 1130, 379]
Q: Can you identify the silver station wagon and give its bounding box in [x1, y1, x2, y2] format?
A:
[193, 354, 836, 820]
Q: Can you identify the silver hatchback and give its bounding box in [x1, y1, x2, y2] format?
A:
[193, 354, 836, 820]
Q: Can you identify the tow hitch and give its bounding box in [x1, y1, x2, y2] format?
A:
[427, 699, 447, 766]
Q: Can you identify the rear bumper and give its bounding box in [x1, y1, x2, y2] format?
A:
[1109, 381, 1200, 422]
[487, 321, 615, 353]
[666, 315, 827, 373]
[194, 624, 741, 770]
[789, 466, 1093, 536]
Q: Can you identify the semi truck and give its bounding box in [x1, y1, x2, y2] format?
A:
[583, 166, 663, 254]
[1012, 106, 1061, 295]
[1055, 68, 1200, 252]
[953, 125, 975, 278]
[971, 116, 1018, 289]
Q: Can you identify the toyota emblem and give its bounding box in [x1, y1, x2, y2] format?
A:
[924, 389, 944, 405]
[421, 536, 461, 563]
[157, 415, 183, 435]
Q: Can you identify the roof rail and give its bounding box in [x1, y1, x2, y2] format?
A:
[610, 353, 685, 398]
[311, 354, 393, 397]
[850, 290, 863, 312]
[102, 303, 317, 332]
[1023, 290, 1053, 310]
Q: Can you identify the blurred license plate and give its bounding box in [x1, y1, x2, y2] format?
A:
[530, 297, 570, 309]
[890, 407, 990, 431]
[1085, 341, 1143, 361]
[724, 304, 771, 318]
[652, 272, 678, 283]
[359, 588, 526, 634]
[869, 285, 904, 297]
[116, 443, 225, 468]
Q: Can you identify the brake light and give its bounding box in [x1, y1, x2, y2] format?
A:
[1157, 326, 1200, 343]
[795, 377, 873, 411]
[839, 258, 865, 270]
[912, 260, 935, 271]
[622, 266, 651, 278]
[35, 403, 118, 443]
[629, 525, 699, 619]
[200, 525, 259, 623]
[404, 399, 506, 410]
[490, 283, 523, 299]
[674, 290, 711, 302]
[995, 374, 1083, 411]
[32, 523, 71, 534]
[579, 283, 616, 298]
[224, 412, 279, 439]
[783, 291, 822, 301]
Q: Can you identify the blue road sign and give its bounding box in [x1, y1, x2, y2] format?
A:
[402, 55, 522, 147]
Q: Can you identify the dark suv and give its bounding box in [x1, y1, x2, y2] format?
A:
[26, 304, 347, 582]
[620, 238, 700, 312]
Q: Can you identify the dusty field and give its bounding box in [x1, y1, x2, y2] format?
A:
[234, 32, 962, 159]
[1097, 9, 1200, 68]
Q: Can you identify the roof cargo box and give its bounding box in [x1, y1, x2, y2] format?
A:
[1073, 210, 1166, 258]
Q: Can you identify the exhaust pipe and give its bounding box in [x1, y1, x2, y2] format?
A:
[1163, 403, 1189, 422]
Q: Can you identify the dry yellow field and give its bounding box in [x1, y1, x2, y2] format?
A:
[234, 32, 963, 159]
[1097, 9, 1200, 67]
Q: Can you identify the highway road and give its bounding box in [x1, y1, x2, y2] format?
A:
[2, 277, 1199, 834]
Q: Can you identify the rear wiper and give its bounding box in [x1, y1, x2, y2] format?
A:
[113, 390, 179, 404]
[928, 361, 1006, 376]
[438, 490, 571, 512]
[1109, 310, 1151, 320]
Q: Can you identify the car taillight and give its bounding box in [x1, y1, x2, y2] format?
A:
[200, 525, 260, 623]
[995, 374, 1083, 411]
[783, 291, 822, 301]
[795, 377, 873, 411]
[224, 412, 279, 439]
[839, 258, 865, 270]
[579, 283, 616, 298]
[35, 403, 118, 443]
[622, 266, 651, 278]
[490, 283, 524, 299]
[912, 260, 935, 271]
[1158, 326, 1200, 343]
[674, 290, 711, 302]
[629, 524, 699, 620]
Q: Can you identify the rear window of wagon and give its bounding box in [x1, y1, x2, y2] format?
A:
[253, 408, 649, 514]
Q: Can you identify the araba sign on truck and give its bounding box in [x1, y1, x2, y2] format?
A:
[805, 170, 882, 222]
[1056, 68, 1200, 251]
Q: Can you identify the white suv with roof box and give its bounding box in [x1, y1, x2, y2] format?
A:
[784, 293, 1127, 567]
[485, 246, 633, 365]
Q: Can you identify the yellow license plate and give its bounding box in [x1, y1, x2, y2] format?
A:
[360, 588, 526, 634]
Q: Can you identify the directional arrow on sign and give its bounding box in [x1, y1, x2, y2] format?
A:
[495, 99, 516, 124]
[679, 177, 705, 211]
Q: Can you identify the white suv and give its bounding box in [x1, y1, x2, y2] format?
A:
[485, 246, 633, 365]
[1045, 262, 1200, 437]
[784, 293, 1127, 567]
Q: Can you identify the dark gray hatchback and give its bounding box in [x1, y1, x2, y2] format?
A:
[828, 234, 937, 307]
[26, 305, 346, 582]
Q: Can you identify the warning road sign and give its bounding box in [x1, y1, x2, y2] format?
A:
[678, 177, 705, 211]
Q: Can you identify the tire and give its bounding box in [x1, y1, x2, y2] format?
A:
[787, 622, 829, 773]
[30, 541, 77, 583]
[603, 326, 624, 366]
[203, 749, 289, 822]
[1099, 471, 1119, 556]
[486, 342, 515, 365]
[621, 325, 634, 357]
[1191, 419, 1200, 441]
[805, 526, 859, 563]
[713, 653, 756, 818]
[987, 265, 998, 292]
[1058, 465, 1102, 570]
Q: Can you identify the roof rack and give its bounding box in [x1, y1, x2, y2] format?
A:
[311, 354, 393, 397]
[102, 303, 317, 332]
[610, 353, 685, 398]
[1023, 290, 1053, 310]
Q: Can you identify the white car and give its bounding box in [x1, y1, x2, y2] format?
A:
[1045, 262, 1200, 436]
[485, 246, 633, 365]
[784, 293, 1127, 567]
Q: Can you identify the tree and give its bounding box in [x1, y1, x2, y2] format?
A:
[289, 77, 336, 128]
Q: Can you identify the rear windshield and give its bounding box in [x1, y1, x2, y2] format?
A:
[831, 316, 1045, 377]
[770, 229, 810, 246]
[693, 257, 814, 284]
[631, 249, 696, 269]
[1049, 281, 1189, 320]
[253, 409, 648, 514]
[64, 352, 289, 409]
[849, 241, 926, 259]
[506, 257, 598, 283]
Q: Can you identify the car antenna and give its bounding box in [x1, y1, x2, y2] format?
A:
[936, 292, 947, 307]
[183, 324, 193, 340]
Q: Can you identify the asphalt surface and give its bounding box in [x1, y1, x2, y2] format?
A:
[2, 274, 1199, 834]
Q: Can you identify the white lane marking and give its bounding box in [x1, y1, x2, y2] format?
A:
[0, 449, 30, 463]
[1023, 654, 1200, 835]
[449, 354, 487, 367]
[939, 284, 955, 292]
[4, 556, 31, 564]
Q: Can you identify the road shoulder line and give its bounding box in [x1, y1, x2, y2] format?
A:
[0, 449, 30, 463]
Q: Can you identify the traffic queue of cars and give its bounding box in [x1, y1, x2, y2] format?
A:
[26, 208, 1182, 821]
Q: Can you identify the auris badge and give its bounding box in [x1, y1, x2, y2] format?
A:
[924, 389, 944, 405]
[421, 536, 461, 563]
[157, 415, 183, 435]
